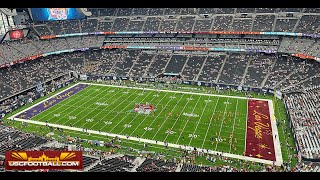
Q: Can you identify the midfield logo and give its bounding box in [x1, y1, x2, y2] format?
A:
[133, 103, 156, 115]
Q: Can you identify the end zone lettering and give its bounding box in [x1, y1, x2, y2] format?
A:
[5, 151, 83, 170]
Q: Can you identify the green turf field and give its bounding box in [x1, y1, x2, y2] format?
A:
[19, 83, 250, 155]
[6, 81, 300, 167]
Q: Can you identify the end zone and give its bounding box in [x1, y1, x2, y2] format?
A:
[245, 99, 283, 166]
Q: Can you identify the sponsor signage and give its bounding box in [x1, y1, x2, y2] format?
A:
[9, 30, 24, 40]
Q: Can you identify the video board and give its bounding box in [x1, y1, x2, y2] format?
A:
[30, 8, 85, 21]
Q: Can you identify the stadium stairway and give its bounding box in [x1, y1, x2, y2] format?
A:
[83, 154, 122, 171]
[83, 156, 101, 172]
[31, 140, 58, 150]
[240, 57, 252, 85]
[105, 154, 123, 160]
[260, 58, 277, 88]
[195, 56, 208, 82]
[215, 54, 228, 83]
[175, 163, 184, 172]
[312, 166, 318, 172]
[129, 157, 146, 172]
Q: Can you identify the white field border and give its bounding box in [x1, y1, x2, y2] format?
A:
[268, 100, 283, 166]
[8, 82, 283, 166]
[244, 99, 248, 157]
[79, 82, 270, 101]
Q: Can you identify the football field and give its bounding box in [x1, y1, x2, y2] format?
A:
[10, 82, 282, 165]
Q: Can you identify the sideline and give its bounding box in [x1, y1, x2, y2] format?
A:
[80, 82, 270, 101]
[9, 117, 279, 165]
[268, 100, 283, 165]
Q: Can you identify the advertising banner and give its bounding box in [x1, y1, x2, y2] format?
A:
[9, 30, 24, 40]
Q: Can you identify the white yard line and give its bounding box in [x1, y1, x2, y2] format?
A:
[31, 85, 96, 121]
[140, 92, 178, 138]
[53, 86, 110, 125]
[201, 96, 220, 149]
[9, 83, 82, 120]
[75, 87, 127, 128]
[174, 95, 202, 144]
[96, 89, 143, 131]
[87, 88, 139, 130]
[11, 117, 279, 166]
[214, 97, 230, 151]
[79, 82, 269, 101]
[109, 90, 154, 132]
[33, 85, 101, 123]
[229, 99, 239, 153]
[152, 93, 187, 140]
[129, 92, 169, 136]
[118, 91, 160, 135]
[268, 100, 283, 166]
[188, 96, 211, 146]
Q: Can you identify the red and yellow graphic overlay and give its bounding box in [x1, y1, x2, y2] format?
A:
[245, 100, 276, 161]
[5, 151, 82, 170]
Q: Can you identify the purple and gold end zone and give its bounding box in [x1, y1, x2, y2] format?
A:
[15, 84, 90, 119]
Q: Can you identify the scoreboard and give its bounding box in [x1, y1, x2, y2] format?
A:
[29, 8, 86, 21]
